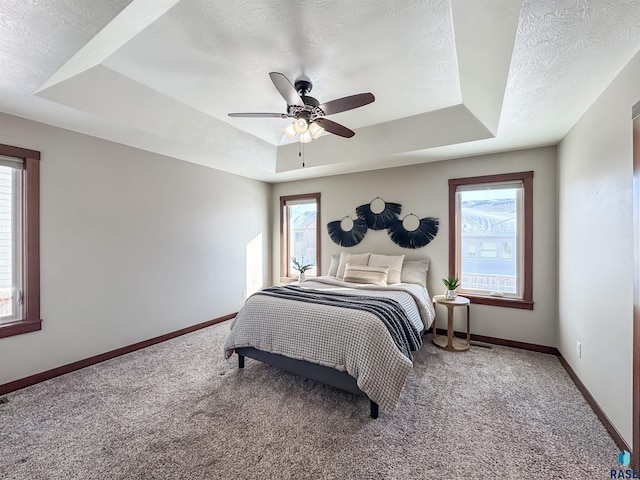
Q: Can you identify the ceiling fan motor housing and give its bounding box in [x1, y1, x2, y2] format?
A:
[294, 79, 313, 96]
[293, 79, 320, 113]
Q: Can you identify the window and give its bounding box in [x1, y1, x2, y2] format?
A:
[500, 242, 512, 259]
[0, 144, 41, 338]
[0, 163, 22, 321]
[280, 193, 320, 280]
[449, 171, 533, 310]
[479, 242, 498, 259]
[467, 242, 477, 258]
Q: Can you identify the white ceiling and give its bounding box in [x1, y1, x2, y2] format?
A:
[2, 0, 640, 182]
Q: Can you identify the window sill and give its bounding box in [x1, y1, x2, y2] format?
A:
[280, 276, 316, 284]
[0, 318, 42, 338]
[463, 295, 534, 310]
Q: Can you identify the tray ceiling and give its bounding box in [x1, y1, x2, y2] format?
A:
[1, 0, 640, 182]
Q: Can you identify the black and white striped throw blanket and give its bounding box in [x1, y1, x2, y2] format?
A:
[254, 285, 422, 360]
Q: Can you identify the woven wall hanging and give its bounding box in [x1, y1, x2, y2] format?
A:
[355, 197, 401, 230]
[387, 214, 439, 249]
[327, 198, 438, 249]
[327, 216, 368, 247]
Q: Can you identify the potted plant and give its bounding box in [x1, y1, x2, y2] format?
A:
[292, 256, 314, 282]
[442, 276, 460, 300]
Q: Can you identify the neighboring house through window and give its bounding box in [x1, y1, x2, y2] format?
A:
[449, 171, 533, 310]
[467, 242, 477, 258]
[280, 193, 321, 281]
[0, 143, 41, 338]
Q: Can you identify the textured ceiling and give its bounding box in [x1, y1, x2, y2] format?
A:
[501, 0, 640, 137]
[1, 0, 640, 182]
[0, 0, 132, 91]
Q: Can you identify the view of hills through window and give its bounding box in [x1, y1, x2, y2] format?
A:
[460, 187, 519, 295]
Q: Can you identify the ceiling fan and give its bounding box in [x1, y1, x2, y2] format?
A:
[228, 72, 375, 142]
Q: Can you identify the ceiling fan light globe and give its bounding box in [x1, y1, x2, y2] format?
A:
[309, 122, 324, 139]
[299, 131, 313, 143]
[283, 122, 296, 139]
[293, 118, 309, 134]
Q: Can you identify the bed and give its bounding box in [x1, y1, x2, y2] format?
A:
[223, 254, 435, 418]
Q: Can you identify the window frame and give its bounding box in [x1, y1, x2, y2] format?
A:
[449, 171, 533, 310]
[280, 193, 321, 282]
[0, 143, 41, 338]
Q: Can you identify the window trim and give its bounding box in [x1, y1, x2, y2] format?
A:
[0, 143, 41, 338]
[280, 193, 321, 282]
[448, 171, 533, 310]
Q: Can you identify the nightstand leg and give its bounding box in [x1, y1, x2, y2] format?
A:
[467, 304, 471, 347]
[431, 301, 437, 341]
[447, 305, 454, 350]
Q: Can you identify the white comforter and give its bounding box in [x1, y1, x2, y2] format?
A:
[223, 276, 435, 413]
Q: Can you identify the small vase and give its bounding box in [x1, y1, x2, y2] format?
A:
[444, 289, 457, 300]
[299, 271, 306, 282]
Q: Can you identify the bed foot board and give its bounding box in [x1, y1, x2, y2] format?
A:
[237, 347, 380, 418]
[370, 400, 379, 419]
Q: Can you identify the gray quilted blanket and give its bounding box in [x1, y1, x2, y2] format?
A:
[254, 285, 422, 360]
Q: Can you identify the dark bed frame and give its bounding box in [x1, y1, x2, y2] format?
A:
[235, 347, 379, 418]
[236, 323, 425, 419]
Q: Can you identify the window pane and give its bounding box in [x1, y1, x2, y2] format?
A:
[0, 166, 14, 319]
[287, 200, 317, 276]
[459, 187, 520, 296]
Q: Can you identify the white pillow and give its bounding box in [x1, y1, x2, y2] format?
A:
[343, 264, 389, 286]
[368, 254, 405, 284]
[400, 259, 430, 289]
[336, 252, 371, 279]
[327, 254, 340, 277]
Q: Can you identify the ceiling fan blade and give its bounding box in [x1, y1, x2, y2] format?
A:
[269, 72, 304, 107]
[314, 118, 355, 138]
[228, 112, 289, 118]
[319, 93, 375, 115]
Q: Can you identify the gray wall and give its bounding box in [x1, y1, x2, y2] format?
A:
[0, 113, 271, 386]
[558, 49, 640, 446]
[272, 146, 558, 347]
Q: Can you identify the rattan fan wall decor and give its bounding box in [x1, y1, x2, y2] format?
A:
[387, 214, 439, 249]
[327, 197, 438, 249]
[355, 197, 401, 230]
[327, 216, 368, 247]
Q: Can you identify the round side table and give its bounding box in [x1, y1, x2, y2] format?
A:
[432, 295, 470, 352]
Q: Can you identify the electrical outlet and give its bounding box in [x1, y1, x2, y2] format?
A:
[576, 341, 582, 358]
[242, 290, 247, 299]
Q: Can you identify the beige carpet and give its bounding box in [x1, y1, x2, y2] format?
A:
[0, 321, 619, 479]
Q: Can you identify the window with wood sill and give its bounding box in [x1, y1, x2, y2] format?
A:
[280, 193, 320, 282]
[449, 172, 533, 310]
[0, 143, 41, 338]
